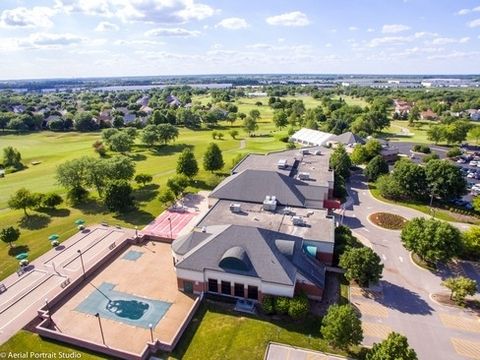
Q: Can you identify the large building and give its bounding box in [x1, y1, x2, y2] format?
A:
[172, 147, 337, 302]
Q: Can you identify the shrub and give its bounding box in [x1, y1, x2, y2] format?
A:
[447, 147, 462, 158]
[286, 142, 296, 150]
[279, 135, 290, 143]
[42, 192, 63, 209]
[288, 293, 310, 319]
[422, 153, 439, 163]
[375, 174, 404, 200]
[261, 295, 275, 314]
[217, 133, 224, 140]
[211, 131, 218, 139]
[274, 296, 290, 314]
[412, 144, 431, 153]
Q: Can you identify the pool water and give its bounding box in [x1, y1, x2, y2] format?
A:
[75, 282, 171, 328]
[122, 250, 144, 261]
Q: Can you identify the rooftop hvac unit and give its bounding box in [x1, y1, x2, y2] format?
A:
[283, 207, 295, 215]
[230, 203, 242, 213]
[298, 172, 310, 180]
[300, 149, 310, 155]
[277, 159, 288, 169]
[263, 195, 277, 211]
[292, 216, 306, 226]
[313, 149, 322, 155]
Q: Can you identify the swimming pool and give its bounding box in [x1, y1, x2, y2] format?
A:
[75, 282, 171, 328]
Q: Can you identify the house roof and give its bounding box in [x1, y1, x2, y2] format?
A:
[174, 225, 325, 287]
[331, 132, 365, 145]
[209, 169, 307, 207]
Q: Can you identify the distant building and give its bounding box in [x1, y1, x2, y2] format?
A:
[329, 131, 365, 147]
[466, 109, 480, 121]
[290, 128, 334, 147]
[420, 109, 438, 120]
[393, 99, 412, 116]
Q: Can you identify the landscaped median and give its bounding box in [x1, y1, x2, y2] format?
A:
[368, 212, 407, 230]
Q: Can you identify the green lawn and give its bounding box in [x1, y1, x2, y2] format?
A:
[332, 95, 369, 108]
[369, 183, 480, 224]
[0, 330, 107, 359]
[166, 301, 362, 360]
[0, 109, 291, 280]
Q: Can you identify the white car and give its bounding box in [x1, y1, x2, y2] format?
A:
[457, 158, 466, 164]
[467, 173, 475, 178]
[470, 161, 478, 166]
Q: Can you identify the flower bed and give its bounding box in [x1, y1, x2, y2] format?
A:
[369, 212, 407, 230]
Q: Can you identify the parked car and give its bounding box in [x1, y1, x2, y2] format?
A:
[470, 161, 478, 166]
[467, 173, 475, 178]
[457, 158, 466, 164]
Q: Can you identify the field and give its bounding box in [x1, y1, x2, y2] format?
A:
[165, 301, 362, 360]
[0, 96, 336, 280]
[0, 330, 107, 359]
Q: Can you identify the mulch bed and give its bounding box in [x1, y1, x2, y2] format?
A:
[369, 212, 408, 230]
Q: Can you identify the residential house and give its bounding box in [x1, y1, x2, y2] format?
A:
[420, 109, 438, 120]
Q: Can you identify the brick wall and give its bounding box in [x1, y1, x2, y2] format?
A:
[316, 252, 333, 265]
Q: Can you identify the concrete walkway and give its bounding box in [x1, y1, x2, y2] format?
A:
[0, 224, 135, 345]
[265, 342, 350, 360]
[338, 174, 480, 360]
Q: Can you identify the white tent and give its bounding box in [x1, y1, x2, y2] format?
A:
[289, 128, 334, 147]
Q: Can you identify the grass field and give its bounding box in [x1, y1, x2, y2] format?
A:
[0, 330, 107, 359]
[166, 301, 362, 360]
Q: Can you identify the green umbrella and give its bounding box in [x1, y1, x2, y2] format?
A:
[48, 234, 59, 241]
[75, 219, 85, 225]
[15, 253, 28, 260]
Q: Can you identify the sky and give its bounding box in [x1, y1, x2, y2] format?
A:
[0, 0, 479, 79]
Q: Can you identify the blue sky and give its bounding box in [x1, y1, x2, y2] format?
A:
[0, 0, 479, 79]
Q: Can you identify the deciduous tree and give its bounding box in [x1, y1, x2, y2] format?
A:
[367, 332, 418, 360]
[321, 304, 363, 349]
[339, 247, 384, 287]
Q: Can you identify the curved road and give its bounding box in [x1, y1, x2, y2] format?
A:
[338, 173, 480, 360]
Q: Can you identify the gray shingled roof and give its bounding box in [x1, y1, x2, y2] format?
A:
[172, 231, 211, 255]
[209, 169, 307, 207]
[332, 132, 365, 145]
[174, 225, 325, 287]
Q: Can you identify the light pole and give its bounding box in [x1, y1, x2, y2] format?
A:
[135, 226, 138, 238]
[149, 323, 154, 342]
[77, 249, 86, 279]
[95, 313, 105, 345]
[167, 217, 173, 239]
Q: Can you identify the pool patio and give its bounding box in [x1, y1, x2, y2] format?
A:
[38, 241, 198, 357]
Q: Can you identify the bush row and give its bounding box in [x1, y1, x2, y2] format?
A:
[261, 293, 310, 319]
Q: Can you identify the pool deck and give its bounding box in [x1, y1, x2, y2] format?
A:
[47, 241, 197, 355]
[0, 224, 135, 345]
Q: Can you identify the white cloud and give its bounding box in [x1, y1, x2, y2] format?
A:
[0, 6, 56, 28]
[468, 18, 480, 28]
[0, 33, 87, 51]
[95, 21, 119, 32]
[145, 27, 200, 37]
[367, 36, 413, 47]
[431, 36, 470, 45]
[367, 28, 375, 32]
[56, 0, 217, 23]
[325, 43, 332, 48]
[382, 24, 411, 33]
[456, 6, 480, 15]
[215, 17, 248, 30]
[55, 0, 113, 16]
[348, 26, 358, 31]
[114, 39, 164, 46]
[266, 11, 310, 27]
